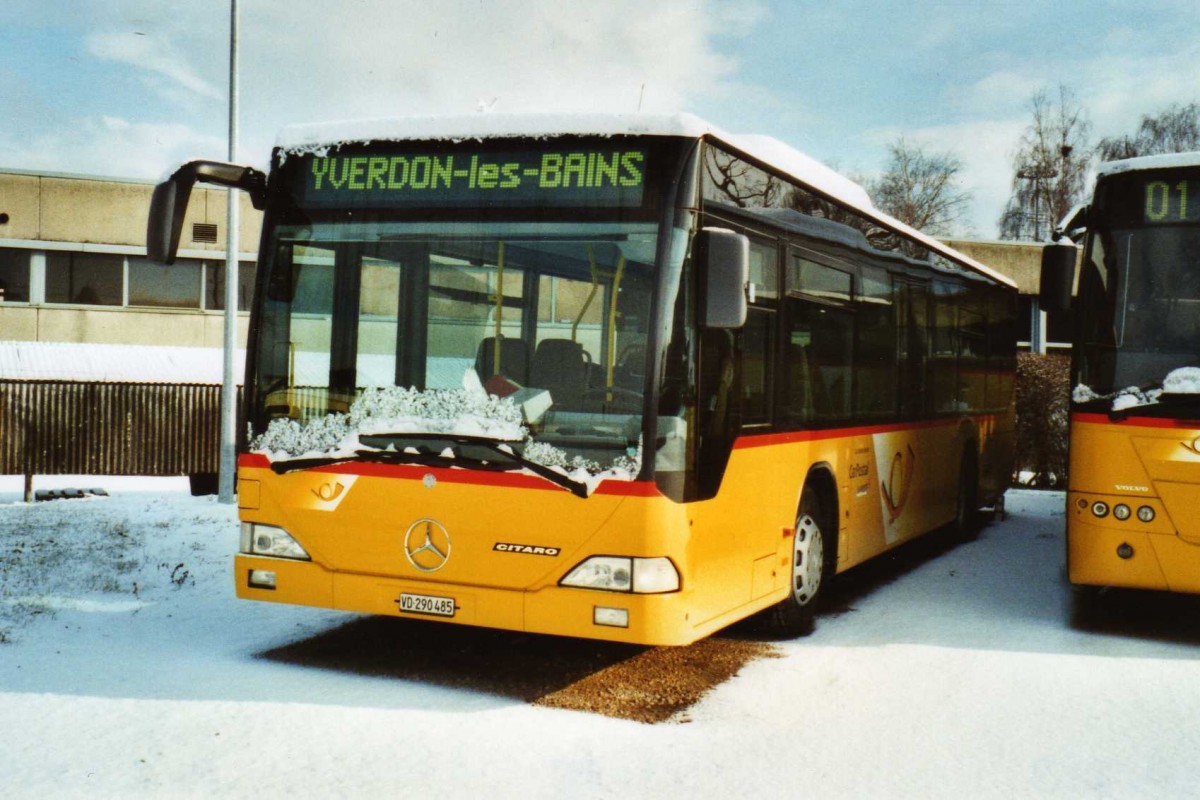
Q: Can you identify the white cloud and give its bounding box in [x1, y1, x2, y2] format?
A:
[86, 29, 222, 102]
[233, 0, 758, 159]
[0, 116, 224, 179]
[1082, 45, 1200, 139]
[46, 0, 762, 175]
[948, 71, 1049, 118]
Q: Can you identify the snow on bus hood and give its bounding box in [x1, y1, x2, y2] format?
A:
[1074, 367, 1200, 412]
[249, 370, 640, 494]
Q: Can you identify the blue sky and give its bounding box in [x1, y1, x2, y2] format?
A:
[2, 0, 1198, 236]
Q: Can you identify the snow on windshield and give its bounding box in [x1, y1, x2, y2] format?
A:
[249, 369, 640, 493]
[1075, 365, 1200, 411]
[1163, 367, 1200, 394]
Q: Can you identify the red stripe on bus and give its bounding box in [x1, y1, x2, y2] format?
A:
[1071, 412, 1200, 430]
[733, 415, 996, 449]
[236, 452, 660, 497]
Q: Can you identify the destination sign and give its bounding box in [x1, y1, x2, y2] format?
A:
[296, 148, 648, 208]
[1141, 175, 1200, 224]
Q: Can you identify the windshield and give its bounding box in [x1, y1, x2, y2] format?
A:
[1075, 168, 1200, 400]
[248, 219, 668, 473]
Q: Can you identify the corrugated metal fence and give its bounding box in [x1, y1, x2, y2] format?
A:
[0, 381, 238, 476]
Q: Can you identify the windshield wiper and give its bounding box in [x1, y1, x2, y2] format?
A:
[269, 436, 590, 498]
[469, 438, 590, 498]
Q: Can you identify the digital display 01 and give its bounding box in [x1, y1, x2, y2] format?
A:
[296, 148, 647, 208]
[1142, 176, 1200, 224]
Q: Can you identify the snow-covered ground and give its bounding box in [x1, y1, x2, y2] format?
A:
[2, 479, 1200, 799]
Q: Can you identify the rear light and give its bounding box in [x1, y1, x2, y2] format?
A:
[241, 522, 310, 560]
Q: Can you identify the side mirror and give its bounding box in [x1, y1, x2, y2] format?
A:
[1054, 203, 1089, 242]
[695, 228, 749, 329]
[146, 161, 268, 265]
[1039, 241, 1078, 313]
[147, 176, 191, 265]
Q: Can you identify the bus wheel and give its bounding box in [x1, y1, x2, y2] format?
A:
[769, 489, 826, 637]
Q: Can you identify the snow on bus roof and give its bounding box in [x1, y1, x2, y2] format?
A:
[1098, 151, 1200, 177]
[275, 112, 1014, 289]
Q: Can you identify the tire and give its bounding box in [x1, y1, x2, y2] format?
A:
[1069, 584, 1109, 628]
[189, 472, 219, 496]
[953, 450, 980, 540]
[768, 488, 827, 637]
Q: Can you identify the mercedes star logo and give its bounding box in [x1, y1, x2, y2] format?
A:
[403, 518, 452, 572]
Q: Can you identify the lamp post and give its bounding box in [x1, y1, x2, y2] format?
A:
[1016, 163, 1058, 241]
[219, 0, 240, 504]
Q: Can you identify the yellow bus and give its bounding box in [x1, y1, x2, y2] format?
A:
[150, 114, 1017, 645]
[1041, 152, 1200, 603]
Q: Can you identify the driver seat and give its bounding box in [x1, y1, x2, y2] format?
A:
[531, 338, 590, 408]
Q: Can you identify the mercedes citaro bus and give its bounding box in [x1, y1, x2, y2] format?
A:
[149, 114, 1017, 645]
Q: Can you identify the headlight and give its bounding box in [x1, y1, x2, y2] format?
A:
[561, 556, 679, 594]
[632, 557, 681, 593]
[241, 522, 310, 560]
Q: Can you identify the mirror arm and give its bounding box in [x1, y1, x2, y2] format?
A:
[177, 160, 268, 209]
[1053, 203, 1089, 243]
[148, 160, 267, 265]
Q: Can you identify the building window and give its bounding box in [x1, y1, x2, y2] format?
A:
[0, 248, 31, 302]
[205, 260, 257, 311]
[128, 257, 201, 308]
[45, 252, 123, 305]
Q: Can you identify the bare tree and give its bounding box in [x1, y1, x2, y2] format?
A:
[1096, 102, 1200, 161]
[703, 148, 785, 208]
[998, 85, 1092, 241]
[870, 138, 971, 236]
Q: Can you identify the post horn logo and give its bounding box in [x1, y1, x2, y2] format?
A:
[312, 482, 345, 502]
[881, 444, 916, 523]
[1182, 437, 1200, 456]
[403, 518, 452, 572]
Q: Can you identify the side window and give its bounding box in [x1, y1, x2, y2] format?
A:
[854, 268, 896, 418]
[205, 260, 257, 311]
[895, 281, 929, 418]
[45, 252, 123, 306]
[986, 289, 1018, 410]
[128, 257, 201, 309]
[958, 303, 986, 414]
[0, 248, 31, 302]
[783, 255, 853, 422]
[741, 239, 778, 425]
[747, 239, 779, 303]
[930, 281, 961, 412]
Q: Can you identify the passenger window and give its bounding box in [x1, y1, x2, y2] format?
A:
[855, 269, 896, 417]
[931, 285, 960, 412]
[741, 308, 775, 423]
[748, 240, 779, 302]
[784, 256, 853, 422]
[741, 239, 778, 426]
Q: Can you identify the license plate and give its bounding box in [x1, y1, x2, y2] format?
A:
[398, 592, 456, 618]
